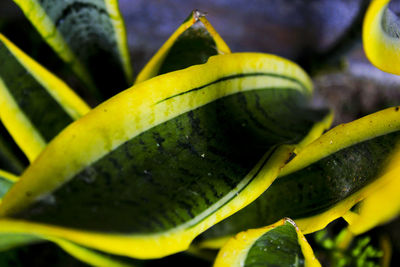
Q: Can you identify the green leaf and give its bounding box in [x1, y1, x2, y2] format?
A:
[214, 218, 321, 267]
[343, 153, 400, 234]
[199, 106, 400, 247]
[0, 34, 91, 161]
[0, 53, 329, 259]
[12, 0, 133, 99]
[135, 10, 231, 84]
[0, 165, 139, 266]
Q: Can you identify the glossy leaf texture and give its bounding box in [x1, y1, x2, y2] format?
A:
[12, 0, 133, 99]
[0, 34, 91, 161]
[199, 106, 400, 247]
[0, 14, 232, 265]
[214, 218, 321, 267]
[363, 0, 400, 75]
[135, 10, 231, 84]
[0, 52, 330, 259]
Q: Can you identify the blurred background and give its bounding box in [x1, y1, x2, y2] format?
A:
[1, 0, 400, 266]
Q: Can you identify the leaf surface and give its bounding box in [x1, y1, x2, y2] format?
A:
[0, 53, 329, 259]
[214, 218, 320, 267]
[200, 106, 400, 246]
[12, 0, 133, 98]
[0, 34, 90, 161]
[363, 0, 400, 75]
[135, 10, 230, 84]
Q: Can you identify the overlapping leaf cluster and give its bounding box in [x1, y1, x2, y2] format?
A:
[0, 0, 399, 266]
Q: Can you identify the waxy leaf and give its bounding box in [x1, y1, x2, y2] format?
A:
[0, 53, 329, 259]
[363, 0, 400, 75]
[0, 34, 90, 161]
[214, 218, 321, 267]
[200, 106, 400, 247]
[12, 0, 133, 98]
[0, 170, 140, 266]
[135, 10, 230, 84]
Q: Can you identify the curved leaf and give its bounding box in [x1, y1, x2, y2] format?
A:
[344, 145, 400, 234]
[363, 0, 400, 75]
[214, 218, 320, 267]
[0, 34, 90, 161]
[12, 0, 133, 98]
[0, 170, 140, 266]
[135, 10, 230, 84]
[0, 53, 329, 259]
[200, 106, 400, 246]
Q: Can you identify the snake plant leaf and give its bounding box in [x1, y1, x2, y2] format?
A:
[214, 218, 321, 267]
[135, 10, 230, 84]
[0, 34, 91, 162]
[200, 106, 400, 248]
[343, 148, 400, 235]
[0, 53, 329, 259]
[363, 0, 400, 75]
[0, 171, 140, 266]
[12, 0, 133, 99]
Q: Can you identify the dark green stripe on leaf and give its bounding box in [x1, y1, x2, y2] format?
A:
[201, 131, 400, 240]
[0, 41, 73, 142]
[14, 89, 327, 234]
[245, 221, 304, 267]
[157, 72, 309, 103]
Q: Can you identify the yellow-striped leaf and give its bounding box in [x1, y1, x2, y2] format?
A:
[214, 218, 321, 267]
[0, 34, 90, 162]
[0, 53, 329, 259]
[200, 106, 400, 247]
[136, 10, 230, 84]
[363, 0, 400, 75]
[344, 156, 400, 235]
[12, 0, 133, 99]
